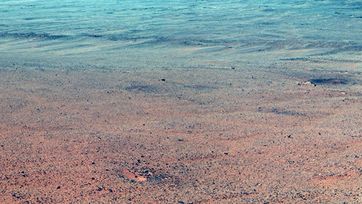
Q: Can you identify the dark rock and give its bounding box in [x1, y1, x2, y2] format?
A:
[271, 107, 305, 116]
[20, 171, 28, 177]
[309, 78, 350, 86]
[12, 192, 24, 200]
[125, 83, 161, 94]
[97, 185, 104, 191]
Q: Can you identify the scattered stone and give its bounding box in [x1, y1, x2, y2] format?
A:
[12, 192, 24, 200]
[148, 173, 169, 183]
[297, 81, 315, 86]
[240, 188, 256, 195]
[20, 171, 28, 177]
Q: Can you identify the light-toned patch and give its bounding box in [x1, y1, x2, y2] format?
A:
[121, 168, 147, 182]
[312, 170, 360, 187]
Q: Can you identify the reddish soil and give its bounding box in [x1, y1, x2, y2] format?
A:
[0, 67, 361, 203]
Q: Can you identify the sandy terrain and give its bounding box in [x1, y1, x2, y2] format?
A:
[0, 64, 361, 203]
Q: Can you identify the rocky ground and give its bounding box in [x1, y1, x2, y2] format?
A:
[0, 63, 361, 203]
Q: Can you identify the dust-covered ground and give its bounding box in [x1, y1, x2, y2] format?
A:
[0, 62, 361, 203]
